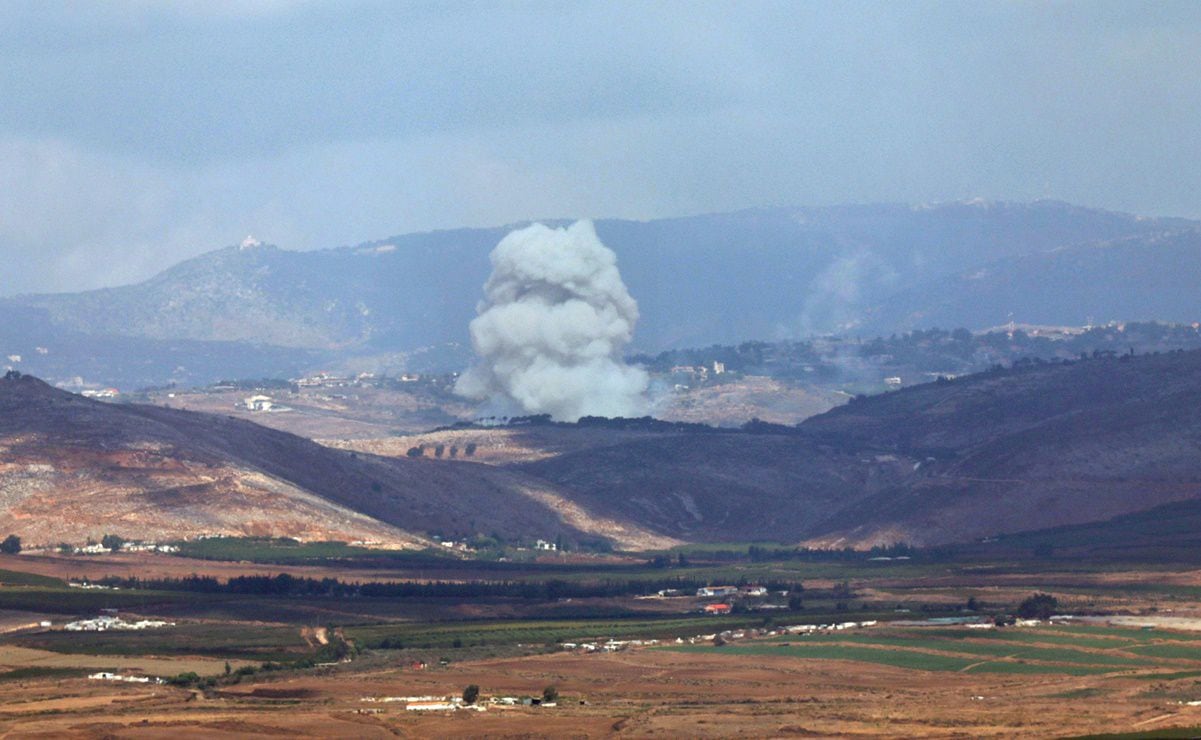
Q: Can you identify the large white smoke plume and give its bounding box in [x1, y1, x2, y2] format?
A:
[455, 220, 649, 422]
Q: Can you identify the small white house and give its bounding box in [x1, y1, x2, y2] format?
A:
[243, 395, 274, 411]
[697, 586, 739, 598]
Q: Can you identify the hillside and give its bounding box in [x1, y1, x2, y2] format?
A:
[0, 373, 673, 550]
[864, 230, 1201, 332]
[6, 348, 1201, 551]
[7, 201, 1190, 359]
[801, 352, 1201, 547]
[506, 350, 1201, 547]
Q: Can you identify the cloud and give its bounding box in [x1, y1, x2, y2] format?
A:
[2, 2, 1201, 296]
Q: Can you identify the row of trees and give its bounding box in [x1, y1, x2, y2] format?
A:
[0, 533, 126, 555]
[92, 572, 806, 600]
[406, 442, 477, 458]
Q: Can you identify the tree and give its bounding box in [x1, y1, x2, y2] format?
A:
[0, 535, 20, 554]
[1017, 592, 1059, 620]
[462, 684, 480, 705]
[434, 444, 445, 458]
[406, 446, 424, 458]
[101, 534, 125, 552]
[464, 442, 477, 457]
[542, 685, 559, 704]
[966, 596, 979, 611]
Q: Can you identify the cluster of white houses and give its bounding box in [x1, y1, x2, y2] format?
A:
[694, 585, 768, 598]
[361, 695, 553, 712]
[89, 672, 163, 684]
[65, 615, 174, 632]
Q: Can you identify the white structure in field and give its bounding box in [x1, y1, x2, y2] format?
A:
[244, 395, 274, 411]
[66, 616, 174, 632]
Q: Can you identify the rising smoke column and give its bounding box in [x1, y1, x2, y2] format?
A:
[455, 220, 649, 422]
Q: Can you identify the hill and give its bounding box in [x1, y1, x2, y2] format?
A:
[6, 201, 1191, 363]
[502, 350, 1201, 547]
[863, 230, 1201, 332]
[0, 373, 672, 550]
[6, 347, 1201, 552]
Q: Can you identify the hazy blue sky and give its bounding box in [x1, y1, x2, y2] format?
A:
[2, 1, 1200, 294]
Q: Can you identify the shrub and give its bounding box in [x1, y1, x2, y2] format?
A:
[462, 684, 480, 705]
[1017, 592, 1059, 620]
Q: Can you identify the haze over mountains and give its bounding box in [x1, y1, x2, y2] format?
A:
[3, 200, 1199, 389]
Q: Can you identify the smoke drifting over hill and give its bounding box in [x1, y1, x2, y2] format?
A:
[455, 220, 648, 421]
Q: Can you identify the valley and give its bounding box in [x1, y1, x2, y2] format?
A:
[3, 545, 1201, 737]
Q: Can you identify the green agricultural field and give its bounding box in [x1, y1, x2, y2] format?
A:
[918, 627, 1143, 649]
[347, 614, 769, 650]
[674, 642, 979, 672]
[0, 585, 220, 614]
[0, 568, 66, 588]
[9, 622, 307, 662]
[668, 624, 1201, 677]
[1127, 642, 1201, 661]
[766, 632, 1147, 667]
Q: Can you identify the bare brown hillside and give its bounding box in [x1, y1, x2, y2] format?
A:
[0, 374, 673, 550]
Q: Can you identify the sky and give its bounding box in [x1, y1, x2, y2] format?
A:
[2, 0, 1200, 295]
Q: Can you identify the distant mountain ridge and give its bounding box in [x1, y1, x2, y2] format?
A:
[6, 201, 1196, 362]
[861, 229, 1201, 333]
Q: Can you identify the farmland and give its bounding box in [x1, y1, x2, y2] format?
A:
[5, 546, 1201, 735]
[667, 624, 1201, 676]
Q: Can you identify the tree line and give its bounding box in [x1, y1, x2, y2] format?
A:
[91, 572, 804, 600]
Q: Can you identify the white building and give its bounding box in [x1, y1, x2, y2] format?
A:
[243, 395, 274, 411]
[697, 586, 739, 598]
